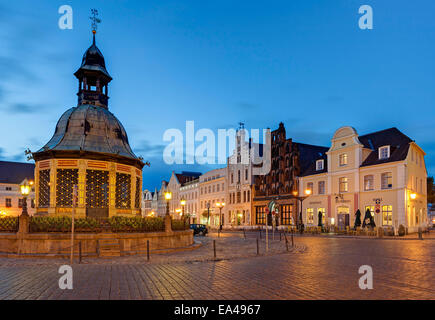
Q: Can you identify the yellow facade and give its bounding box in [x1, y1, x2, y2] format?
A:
[35, 158, 142, 217]
[299, 126, 427, 234]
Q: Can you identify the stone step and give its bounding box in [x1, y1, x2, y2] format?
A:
[98, 238, 120, 257]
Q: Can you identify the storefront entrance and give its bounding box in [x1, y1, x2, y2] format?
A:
[337, 206, 350, 228]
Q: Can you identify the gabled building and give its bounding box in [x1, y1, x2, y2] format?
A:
[299, 126, 428, 234]
[253, 122, 328, 226]
[0, 161, 36, 216]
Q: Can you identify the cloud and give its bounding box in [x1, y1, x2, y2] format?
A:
[237, 102, 259, 110]
[2, 103, 41, 114]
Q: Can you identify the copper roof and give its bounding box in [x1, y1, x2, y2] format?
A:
[33, 104, 142, 166]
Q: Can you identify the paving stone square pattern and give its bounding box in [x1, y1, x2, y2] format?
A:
[0, 232, 434, 300]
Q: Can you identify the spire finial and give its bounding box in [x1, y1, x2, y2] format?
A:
[90, 8, 101, 41]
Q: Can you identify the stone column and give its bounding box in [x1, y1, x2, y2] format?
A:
[48, 160, 57, 215]
[17, 214, 29, 254]
[109, 163, 117, 217]
[165, 214, 172, 233]
[78, 160, 86, 217]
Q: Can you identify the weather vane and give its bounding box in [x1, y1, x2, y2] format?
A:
[90, 9, 101, 34]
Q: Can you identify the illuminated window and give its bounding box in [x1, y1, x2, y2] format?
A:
[5, 198, 11, 207]
[307, 182, 314, 193]
[318, 181, 325, 194]
[365, 206, 375, 216]
[339, 154, 348, 166]
[339, 177, 348, 193]
[364, 175, 374, 191]
[382, 205, 393, 226]
[280, 205, 293, 225]
[318, 208, 326, 222]
[306, 208, 314, 224]
[255, 206, 266, 225]
[381, 172, 392, 189]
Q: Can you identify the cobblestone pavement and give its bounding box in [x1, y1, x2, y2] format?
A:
[0, 233, 434, 300]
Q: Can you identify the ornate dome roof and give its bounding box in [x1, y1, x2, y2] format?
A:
[33, 104, 142, 167]
[74, 36, 112, 80]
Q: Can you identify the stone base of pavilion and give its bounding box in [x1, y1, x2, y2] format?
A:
[0, 215, 194, 258]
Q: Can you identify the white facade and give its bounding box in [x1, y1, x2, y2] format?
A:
[199, 168, 227, 227]
[226, 128, 255, 226]
[179, 179, 200, 223]
[0, 182, 36, 217]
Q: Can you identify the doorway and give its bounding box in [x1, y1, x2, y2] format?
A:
[337, 206, 350, 228]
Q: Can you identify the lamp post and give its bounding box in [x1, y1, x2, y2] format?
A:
[292, 189, 312, 232]
[20, 179, 31, 217]
[164, 191, 172, 216]
[180, 198, 187, 227]
[216, 202, 225, 231]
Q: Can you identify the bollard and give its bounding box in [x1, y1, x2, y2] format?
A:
[291, 232, 294, 247]
[96, 240, 100, 256]
[79, 241, 82, 264]
[218, 229, 220, 238]
[418, 227, 423, 240]
[259, 228, 262, 240]
[213, 240, 216, 259]
[256, 238, 259, 255]
[285, 237, 289, 252]
[147, 240, 150, 261]
[279, 232, 282, 241]
[243, 229, 246, 240]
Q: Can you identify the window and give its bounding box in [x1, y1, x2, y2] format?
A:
[364, 175, 374, 191]
[381, 172, 392, 189]
[307, 182, 314, 193]
[18, 198, 23, 208]
[31, 199, 35, 208]
[237, 192, 241, 203]
[212, 185, 215, 193]
[5, 198, 11, 207]
[5, 187, 12, 191]
[316, 160, 324, 171]
[247, 190, 250, 202]
[382, 205, 393, 226]
[231, 174, 234, 184]
[306, 208, 314, 224]
[255, 206, 266, 225]
[243, 191, 246, 202]
[379, 146, 390, 159]
[339, 177, 348, 193]
[238, 170, 241, 183]
[281, 205, 293, 225]
[318, 208, 326, 223]
[365, 206, 375, 217]
[339, 153, 348, 166]
[217, 184, 220, 192]
[318, 181, 325, 194]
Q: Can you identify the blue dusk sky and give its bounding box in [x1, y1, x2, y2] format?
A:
[0, 0, 434, 190]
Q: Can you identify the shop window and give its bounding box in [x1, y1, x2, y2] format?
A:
[306, 208, 314, 224]
[382, 205, 393, 226]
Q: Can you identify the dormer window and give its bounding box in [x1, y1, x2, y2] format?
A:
[379, 146, 390, 160]
[316, 159, 324, 171]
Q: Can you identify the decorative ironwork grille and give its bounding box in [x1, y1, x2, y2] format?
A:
[39, 169, 50, 207]
[56, 169, 79, 207]
[134, 177, 141, 209]
[116, 173, 131, 209]
[86, 170, 109, 208]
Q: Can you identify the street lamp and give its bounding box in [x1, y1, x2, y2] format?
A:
[410, 193, 417, 200]
[180, 198, 187, 226]
[292, 189, 312, 231]
[164, 191, 172, 216]
[216, 202, 225, 231]
[20, 179, 30, 216]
